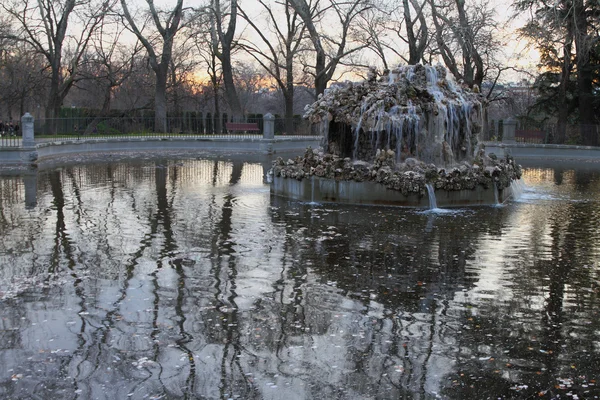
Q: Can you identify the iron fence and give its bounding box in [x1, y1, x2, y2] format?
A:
[0, 122, 21, 147]
[0, 135, 22, 148]
[487, 121, 600, 146]
[30, 116, 316, 141]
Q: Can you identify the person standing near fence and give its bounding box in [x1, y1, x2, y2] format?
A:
[0, 120, 4, 136]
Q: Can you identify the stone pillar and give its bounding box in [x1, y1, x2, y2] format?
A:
[263, 113, 275, 139]
[502, 118, 517, 144]
[262, 113, 275, 154]
[21, 112, 35, 147]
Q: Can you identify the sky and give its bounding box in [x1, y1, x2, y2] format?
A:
[20, 0, 542, 85]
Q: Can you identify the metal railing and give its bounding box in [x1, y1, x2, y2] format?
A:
[30, 116, 316, 142]
[0, 124, 22, 147]
[487, 121, 600, 146]
[0, 134, 22, 147]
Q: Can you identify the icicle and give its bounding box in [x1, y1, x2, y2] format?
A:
[353, 103, 368, 159]
[403, 65, 415, 82]
[494, 184, 499, 205]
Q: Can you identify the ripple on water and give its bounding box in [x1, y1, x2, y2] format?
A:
[1, 161, 600, 399]
[417, 207, 474, 216]
[516, 186, 565, 203]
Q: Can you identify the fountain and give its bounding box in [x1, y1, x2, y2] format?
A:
[271, 64, 522, 207]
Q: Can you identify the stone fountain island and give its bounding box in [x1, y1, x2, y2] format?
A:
[271, 64, 522, 208]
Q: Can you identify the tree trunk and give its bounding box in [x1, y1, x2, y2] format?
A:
[46, 80, 61, 135]
[213, 86, 221, 135]
[84, 83, 114, 135]
[284, 58, 295, 134]
[409, 0, 427, 64]
[119, 0, 184, 135]
[574, 0, 596, 146]
[288, 0, 326, 98]
[19, 89, 26, 117]
[556, 111, 568, 144]
[155, 67, 168, 133]
[404, 0, 426, 65]
[430, 6, 461, 82]
[284, 92, 294, 135]
[170, 64, 181, 119]
[314, 52, 327, 97]
[209, 51, 221, 135]
[555, 21, 573, 144]
[47, 66, 61, 120]
[577, 67, 596, 146]
[221, 46, 242, 120]
[213, 0, 243, 120]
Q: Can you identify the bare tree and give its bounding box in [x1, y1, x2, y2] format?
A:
[110, 57, 155, 112]
[232, 63, 270, 115]
[0, 42, 47, 119]
[0, 20, 44, 118]
[1, 0, 109, 126]
[239, 0, 308, 133]
[79, 23, 142, 134]
[358, 0, 429, 70]
[429, 0, 499, 89]
[289, 0, 374, 98]
[515, 0, 598, 145]
[515, 0, 574, 143]
[168, 36, 202, 117]
[401, 0, 429, 64]
[119, 0, 189, 132]
[355, 7, 392, 70]
[208, 0, 243, 120]
[94, 32, 140, 115]
[0, 16, 14, 61]
[192, 8, 224, 132]
[572, 0, 596, 145]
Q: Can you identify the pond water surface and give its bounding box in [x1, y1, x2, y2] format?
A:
[1, 155, 600, 400]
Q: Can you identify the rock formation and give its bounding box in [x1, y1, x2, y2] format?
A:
[271, 147, 522, 197]
[304, 64, 483, 166]
[272, 64, 522, 202]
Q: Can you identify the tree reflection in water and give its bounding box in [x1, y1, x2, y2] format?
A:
[0, 156, 599, 399]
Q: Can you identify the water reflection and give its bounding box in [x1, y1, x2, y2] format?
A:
[1, 157, 600, 399]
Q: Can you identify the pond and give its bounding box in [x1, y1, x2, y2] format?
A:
[1, 154, 599, 399]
